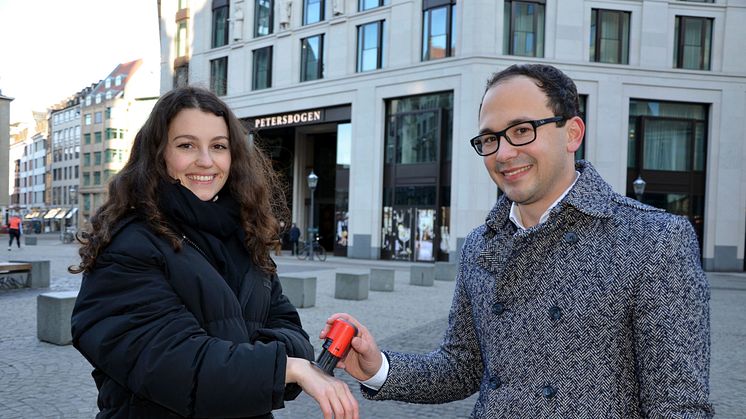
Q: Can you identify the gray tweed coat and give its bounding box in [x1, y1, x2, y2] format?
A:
[364, 161, 713, 418]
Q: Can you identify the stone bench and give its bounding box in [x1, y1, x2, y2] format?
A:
[279, 274, 317, 308]
[369, 268, 395, 292]
[434, 262, 458, 281]
[410, 265, 435, 287]
[335, 271, 369, 300]
[37, 291, 79, 345]
[24, 236, 38, 246]
[0, 260, 50, 290]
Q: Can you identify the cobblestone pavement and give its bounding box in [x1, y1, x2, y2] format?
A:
[0, 235, 744, 418]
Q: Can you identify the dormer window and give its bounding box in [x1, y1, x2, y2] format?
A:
[115, 75, 123, 86]
[85, 96, 92, 106]
[105, 78, 111, 88]
[96, 94, 102, 104]
[105, 91, 112, 100]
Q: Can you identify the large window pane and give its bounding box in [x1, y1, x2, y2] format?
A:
[253, 47, 272, 90]
[359, 0, 386, 11]
[590, 9, 630, 64]
[301, 35, 324, 81]
[422, 2, 455, 61]
[254, 0, 273, 37]
[212, 4, 229, 48]
[357, 21, 383, 72]
[674, 16, 713, 70]
[304, 0, 324, 25]
[210, 57, 228, 96]
[504, 0, 544, 57]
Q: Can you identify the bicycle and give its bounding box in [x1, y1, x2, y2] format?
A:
[62, 226, 77, 244]
[296, 236, 327, 261]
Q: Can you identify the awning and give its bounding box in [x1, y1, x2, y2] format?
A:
[44, 208, 61, 219]
[55, 209, 69, 219]
[65, 208, 78, 219]
[24, 211, 39, 219]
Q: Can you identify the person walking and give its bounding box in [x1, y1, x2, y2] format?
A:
[70, 86, 358, 419]
[7, 213, 22, 250]
[289, 222, 301, 255]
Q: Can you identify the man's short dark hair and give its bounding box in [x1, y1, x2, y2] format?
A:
[481, 64, 580, 124]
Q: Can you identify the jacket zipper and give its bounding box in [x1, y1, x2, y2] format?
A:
[181, 234, 209, 261]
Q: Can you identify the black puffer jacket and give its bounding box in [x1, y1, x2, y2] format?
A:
[71, 217, 314, 418]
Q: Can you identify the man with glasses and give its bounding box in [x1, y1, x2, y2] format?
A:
[323, 64, 712, 417]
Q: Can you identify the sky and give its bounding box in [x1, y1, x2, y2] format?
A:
[0, 0, 160, 123]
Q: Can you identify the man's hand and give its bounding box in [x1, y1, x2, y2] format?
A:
[320, 313, 382, 381]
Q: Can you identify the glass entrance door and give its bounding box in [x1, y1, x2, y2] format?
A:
[627, 116, 706, 246]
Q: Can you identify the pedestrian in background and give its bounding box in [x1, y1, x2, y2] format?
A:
[289, 222, 301, 255]
[70, 86, 358, 419]
[324, 64, 712, 418]
[7, 213, 22, 250]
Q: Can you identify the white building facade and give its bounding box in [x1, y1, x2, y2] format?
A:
[159, 0, 746, 270]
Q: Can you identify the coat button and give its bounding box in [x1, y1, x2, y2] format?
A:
[492, 302, 506, 315]
[563, 231, 578, 244]
[489, 376, 502, 389]
[549, 306, 562, 321]
[542, 385, 557, 399]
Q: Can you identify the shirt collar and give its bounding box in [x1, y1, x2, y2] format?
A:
[509, 171, 580, 230]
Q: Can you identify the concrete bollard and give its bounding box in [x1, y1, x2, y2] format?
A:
[410, 265, 435, 286]
[10, 259, 50, 288]
[434, 262, 458, 281]
[37, 291, 78, 345]
[278, 275, 317, 308]
[370, 268, 395, 292]
[335, 271, 369, 300]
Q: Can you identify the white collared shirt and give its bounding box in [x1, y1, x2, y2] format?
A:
[508, 171, 580, 230]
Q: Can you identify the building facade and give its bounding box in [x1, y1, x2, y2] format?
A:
[78, 60, 158, 226]
[48, 88, 88, 232]
[159, 0, 746, 270]
[0, 90, 12, 221]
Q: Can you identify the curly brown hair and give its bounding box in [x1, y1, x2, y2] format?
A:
[70, 86, 288, 275]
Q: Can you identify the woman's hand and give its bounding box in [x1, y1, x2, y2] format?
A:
[285, 357, 359, 419]
[320, 313, 383, 382]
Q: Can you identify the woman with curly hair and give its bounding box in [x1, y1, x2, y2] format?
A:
[70, 86, 358, 419]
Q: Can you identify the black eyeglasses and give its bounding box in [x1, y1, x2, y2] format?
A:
[469, 116, 566, 156]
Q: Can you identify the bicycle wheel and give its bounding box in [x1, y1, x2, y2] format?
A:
[315, 245, 327, 262]
[296, 244, 308, 260]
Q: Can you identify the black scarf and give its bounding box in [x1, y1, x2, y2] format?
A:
[157, 180, 249, 295]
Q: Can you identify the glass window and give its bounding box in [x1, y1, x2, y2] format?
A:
[357, 21, 384, 72]
[94, 112, 102, 124]
[301, 35, 324, 81]
[95, 132, 102, 143]
[96, 94, 102, 104]
[94, 171, 101, 185]
[253, 46, 273, 90]
[674, 16, 713, 70]
[254, 0, 274, 37]
[303, 0, 324, 25]
[83, 173, 90, 186]
[590, 9, 630, 64]
[212, 1, 230, 48]
[85, 114, 91, 125]
[176, 21, 189, 57]
[504, 0, 545, 57]
[359, 0, 386, 11]
[84, 133, 91, 144]
[422, 0, 456, 61]
[105, 107, 111, 119]
[83, 153, 91, 167]
[385, 92, 453, 164]
[94, 152, 102, 165]
[210, 56, 228, 96]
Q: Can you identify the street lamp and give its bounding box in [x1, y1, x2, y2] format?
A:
[633, 175, 646, 202]
[306, 171, 318, 261]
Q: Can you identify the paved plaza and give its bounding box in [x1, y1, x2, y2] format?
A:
[0, 235, 744, 418]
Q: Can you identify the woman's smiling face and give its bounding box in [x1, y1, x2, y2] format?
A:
[164, 108, 231, 201]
